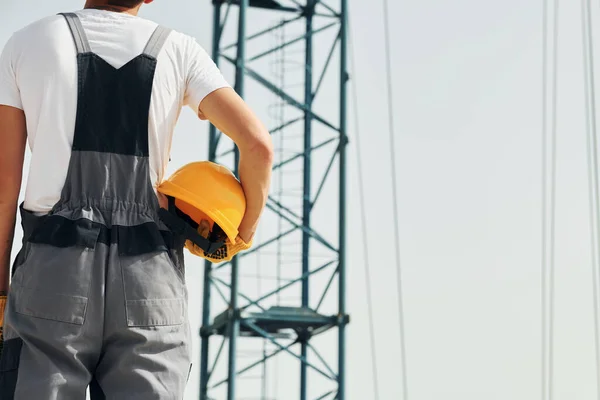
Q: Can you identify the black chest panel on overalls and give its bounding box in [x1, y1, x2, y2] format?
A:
[21, 13, 182, 259]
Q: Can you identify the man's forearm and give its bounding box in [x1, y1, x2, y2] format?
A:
[196, 87, 273, 241]
[237, 142, 273, 242]
[0, 105, 28, 294]
[0, 203, 17, 293]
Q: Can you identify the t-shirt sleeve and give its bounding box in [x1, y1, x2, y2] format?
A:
[183, 36, 231, 113]
[0, 35, 22, 110]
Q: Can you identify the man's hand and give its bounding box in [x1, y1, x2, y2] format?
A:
[198, 88, 273, 244]
[0, 105, 27, 293]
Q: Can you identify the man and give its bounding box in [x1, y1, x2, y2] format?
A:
[0, 0, 273, 398]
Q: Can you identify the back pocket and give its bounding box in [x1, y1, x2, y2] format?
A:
[120, 250, 185, 327]
[12, 244, 93, 325]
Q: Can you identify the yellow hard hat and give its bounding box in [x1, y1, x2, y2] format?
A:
[157, 161, 252, 263]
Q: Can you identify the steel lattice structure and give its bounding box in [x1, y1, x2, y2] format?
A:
[199, 1, 349, 399]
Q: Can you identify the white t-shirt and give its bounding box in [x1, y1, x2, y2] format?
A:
[0, 9, 230, 213]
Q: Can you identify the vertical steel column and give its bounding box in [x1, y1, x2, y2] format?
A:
[338, 0, 348, 399]
[300, 1, 314, 400]
[200, 4, 222, 399]
[227, 1, 248, 399]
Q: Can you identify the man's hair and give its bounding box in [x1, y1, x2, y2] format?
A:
[107, 0, 144, 7]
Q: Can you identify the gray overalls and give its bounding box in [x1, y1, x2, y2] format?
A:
[0, 13, 191, 399]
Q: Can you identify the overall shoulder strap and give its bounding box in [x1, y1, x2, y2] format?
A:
[143, 25, 172, 59]
[59, 12, 92, 54]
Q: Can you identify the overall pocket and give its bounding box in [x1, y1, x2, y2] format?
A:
[120, 250, 186, 327]
[11, 244, 93, 325]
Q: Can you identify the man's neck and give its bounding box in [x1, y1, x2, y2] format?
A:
[83, 2, 140, 16]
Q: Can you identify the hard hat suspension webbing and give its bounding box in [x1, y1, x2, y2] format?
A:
[158, 196, 225, 255]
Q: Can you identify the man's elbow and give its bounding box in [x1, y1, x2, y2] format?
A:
[245, 130, 274, 166]
[259, 134, 274, 165]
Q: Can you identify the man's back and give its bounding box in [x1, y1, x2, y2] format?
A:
[0, 4, 272, 397]
[0, 9, 225, 398]
[0, 9, 229, 213]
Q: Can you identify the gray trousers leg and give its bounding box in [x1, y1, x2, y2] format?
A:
[1, 242, 191, 400]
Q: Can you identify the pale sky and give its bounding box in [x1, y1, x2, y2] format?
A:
[2, 0, 600, 399]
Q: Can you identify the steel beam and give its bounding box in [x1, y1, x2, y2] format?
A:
[338, 0, 348, 399]
[301, 2, 315, 398]
[199, 3, 222, 399]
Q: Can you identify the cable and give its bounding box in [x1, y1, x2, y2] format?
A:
[541, 0, 548, 398]
[581, 0, 600, 397]
[549, 1, 558, 395]
[549, 3, 559, 400]
[348, 16, 380, 400]
[273, 18, 287, 399]
[255, 222, 268, 398]
[541, 0, 559, 398]
[381, 0, 409, 398]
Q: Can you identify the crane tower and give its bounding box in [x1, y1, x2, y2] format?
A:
[199, 1, 349, 399]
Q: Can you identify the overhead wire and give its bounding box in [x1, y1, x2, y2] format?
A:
[581, 0, 600, 397]
[541, 0, 547, 394]
[381, 0, 409, 398]
[348, 12, 380, 400]
[272, 16, 288, 398]
[541, 0, 559, 398]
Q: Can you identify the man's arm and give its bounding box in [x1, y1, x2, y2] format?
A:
[198, 87, 273, 243]
[0, 105, 27, 294]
